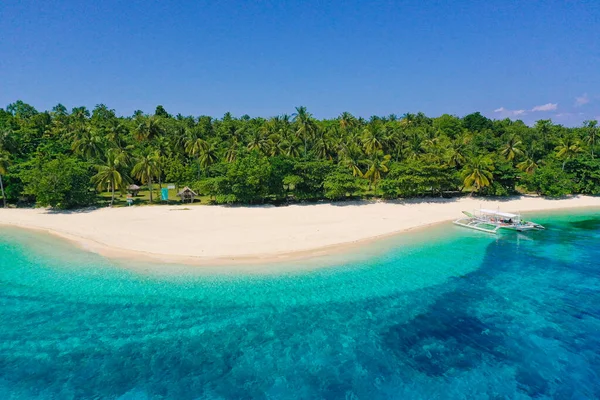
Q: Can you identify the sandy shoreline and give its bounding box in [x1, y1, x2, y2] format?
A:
[0, 196, 598, 266]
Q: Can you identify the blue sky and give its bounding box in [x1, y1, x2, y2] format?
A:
[1, 0, 599, 125]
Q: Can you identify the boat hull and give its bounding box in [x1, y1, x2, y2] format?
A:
[453, 217, 545, 234]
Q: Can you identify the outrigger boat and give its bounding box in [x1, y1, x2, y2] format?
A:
[453, 209, 545, 234]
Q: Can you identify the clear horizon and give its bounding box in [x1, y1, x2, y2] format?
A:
[1, 0, 599, 126]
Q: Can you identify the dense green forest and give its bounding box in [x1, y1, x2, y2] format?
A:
[0, 100, 598, 209]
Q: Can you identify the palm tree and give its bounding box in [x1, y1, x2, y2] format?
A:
[404, 130, 424, 160]
[555, 134, 583, 170]
[339, 112, 356, 131]
[112, 146, 134, 169]
[422, 133, 447, 162]
[383, 125, 402, 158]
[501, 135, 524, 162]
[362, 123, 385, 155]
[292, 106, 316, 157]
[185, 131, 209, 178]
[199, 143, 218, 170]
[225, 139, 239, 163]
[400, 113, 416, 127]
[446, 134, 470, 168]
[340, 152, 364, 177]
[583, 120, 598, 159]
[534, 119, 553, 152]
[0, 128, 16, 154]
[153, 136, 172, 188]
[169, 124, 188, 155]
[462, 156, 494, 193]
[516, 153, 539, 174]
[0, 151, 10, 208]
[185, 132, 208, 157]
[246, 130, 271, 155]
[312, 131, 334, 160]
[278, 137, 302, 158]
[132, 152, 160, 203]
[135, 116, 162, 142]
[71, 127, 103, 160]
[363, 150, 391, 196]
[70, 106, 90, 130]
[92, 150, 127, 207]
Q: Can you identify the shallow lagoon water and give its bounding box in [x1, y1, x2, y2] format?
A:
[1, 209, 599, 399]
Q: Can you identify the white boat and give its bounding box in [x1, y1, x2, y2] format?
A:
[453, 209, 545, 234]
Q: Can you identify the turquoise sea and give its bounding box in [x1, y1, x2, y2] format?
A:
[1, 208, 599, 399]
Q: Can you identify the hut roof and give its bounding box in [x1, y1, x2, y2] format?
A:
[177, 186, 198, 196]
[128, 184, 141, 190]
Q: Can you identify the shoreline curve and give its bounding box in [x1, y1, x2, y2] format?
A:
[0, 195, 598, 267]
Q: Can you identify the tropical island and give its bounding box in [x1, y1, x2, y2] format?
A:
[0, 101, 598, 209]
[0, 101, 598, 263]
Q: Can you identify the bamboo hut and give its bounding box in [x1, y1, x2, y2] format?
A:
[127, 184, 141, 196]
[177, 186, 197, 203]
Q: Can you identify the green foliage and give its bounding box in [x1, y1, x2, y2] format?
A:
[219, 152, 274, 204]
[461, 156, 494, 192]
[197, 177, 229, 202]
[163, 156, 194, 187]
[363, 151, 391, 196]
[22, 157, 95, 209]
[380, 159, 458, 198]
[433, 114, 463, 138]
[462, 112, 493, 132]
[566, 157, 600, 195]
[522, 163, 577, 197]
[267, 156, 294, 200]
[3, 173, 26, 203]
[132, 151, 160, 202]
[91, 149, 129, 206]
[154, 105, 170, 118]
[1, 100, 597, 207]
[323, 168, 364, 200]
[291, 161, 333, 200]
[7, 100, 38, 119]
[482, 158, 518, 197]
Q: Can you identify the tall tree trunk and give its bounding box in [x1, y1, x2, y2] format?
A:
[149, 177, 153, 203]
[0, 174, 6, 208]
[304, 137, 307, 158]
[110, 181, 115, 207]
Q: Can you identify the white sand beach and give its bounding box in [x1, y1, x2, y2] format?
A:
[0, 196, 598, 265]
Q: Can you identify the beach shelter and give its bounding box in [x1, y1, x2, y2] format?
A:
[177, 186, 197, 203]
[127, 184, 141, 196]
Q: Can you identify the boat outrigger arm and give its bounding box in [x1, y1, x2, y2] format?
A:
[453, 209, 545, 234]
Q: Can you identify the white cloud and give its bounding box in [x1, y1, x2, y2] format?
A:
[531, 103, 558, 112]
[494, 107, 526, 117]
[555, 113, 573, 118]
[575, 93, 590, 106]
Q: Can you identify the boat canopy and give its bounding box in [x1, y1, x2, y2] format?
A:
[479, 209, 519, 218]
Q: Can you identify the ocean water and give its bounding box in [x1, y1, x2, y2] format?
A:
[1, 209, 599, 399]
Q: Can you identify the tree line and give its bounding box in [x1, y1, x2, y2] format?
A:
[0, 100, 598, 209]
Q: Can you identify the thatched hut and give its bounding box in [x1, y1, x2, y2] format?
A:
[177, 186, 198, 203]
[127, 184, 141, 196]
